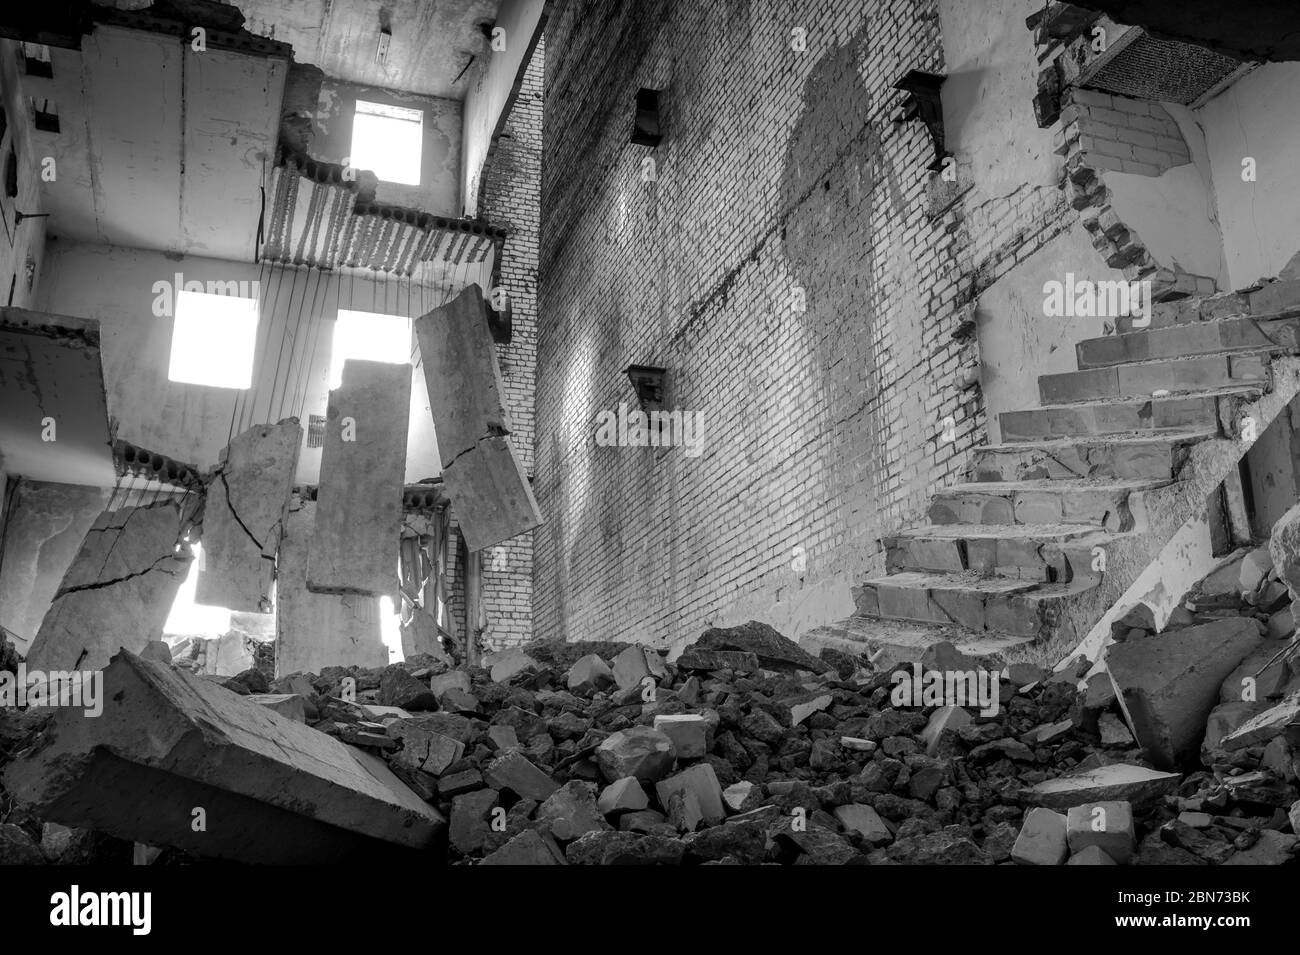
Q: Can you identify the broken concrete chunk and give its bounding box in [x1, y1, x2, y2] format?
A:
[1220, 692, 1300, 751]
[479, 828, 567, 865]
[440, 436, 543, 551]
[1011, 807, 1069, 865]
[611, 645, 653, 690]
[652, 714, 709, 759]
[196, 419, 300, 613]
[378, 666, 438, 711]
[536, 781, 610, 842]
[692, 621, 831, 674]
[484, 751, 559, 801]
[246, 693, 307, 723]
[1203, 701, 1266, 755]
[1223, 829, 1298, 865]
[677, 648, 760, 672]
[789, 694, 833, 727]
[1066, 801, 1135, 864]
[308, 359, 410, 598]
[2, 651, 444, 863]
[1024, 764, 1181, 810]
[485, 648, 539, 683]
[487, 724, 521, 752]
[1099, 713, 1135, 746]
[1270, 502, 1300, 599]
[598, 777, 649, 816]
[567, 653, 615, 694]
[655, 764, 724, 828]
[722, 780, 758, 813]
[430, 670, 472, 699]
[26, 503, 193, 672]
[450, 788, 500, 855]
[595, 726, 676, 783]
[1107, 618, 1265, 769]
[139, 641, 172, 665]
[921, 705, 971, 755]
[834, 804, 892, 847]
[1021, 719, 1074, 746]
[1067, 845, 1118, 865]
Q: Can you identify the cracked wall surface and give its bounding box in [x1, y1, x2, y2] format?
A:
[25, 500, 193, 671]
[196, 418, 302, 613]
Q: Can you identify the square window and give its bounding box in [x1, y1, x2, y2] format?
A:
[329, 309, 411, 389]
[349, 100, 423, 186]
[168, 290, 259, 389]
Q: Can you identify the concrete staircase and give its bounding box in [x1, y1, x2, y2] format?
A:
[804, 288, 1300, 669]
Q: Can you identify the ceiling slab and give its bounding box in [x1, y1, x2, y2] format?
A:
[231, 0, 500, 100]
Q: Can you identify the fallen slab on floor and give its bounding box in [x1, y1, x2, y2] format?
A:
[24, 502, 193, 672]
[308, 359, 410, 597]
[196, 418, 301, 612]
[2, 651, 444, 863]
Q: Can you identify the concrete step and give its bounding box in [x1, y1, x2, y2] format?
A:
[798, 615, 1039, 669]
[1039, 352, 1269, 405]
[971, 430, 1213, 482]
[858, 571, 1043, 632]
[884, 522, 1107, 581]
[928, 477, 1167, 530]
[1077, 315, 1300, 369]
[999, 388, 1257, 442]
[1115, 287, 1300, 334]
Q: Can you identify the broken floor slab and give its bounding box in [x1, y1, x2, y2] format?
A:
[415, 286, 542, 551]
[25, 502, 192, 672]
[308, 360, 409, 598]
[196, 418, 301, 613]
[277, 499, 387, 675]
[2, 651, 444, 863]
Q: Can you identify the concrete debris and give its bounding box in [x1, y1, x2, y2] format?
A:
[26, 502, 193, 672]
[196, 419, 300, 613]
[1011, 807, 1068, 865]
[1066, 801, 1135, 864]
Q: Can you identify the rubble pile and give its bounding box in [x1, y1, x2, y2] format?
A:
[2, 598, 1297, 864]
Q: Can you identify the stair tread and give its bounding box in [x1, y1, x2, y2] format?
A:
[862, 571, 1040, 594]
[890, 522, 1105, 540]
[1104, 305, 1300, 336]
[941, 477, 1167, 492]
[1019, 385, 1262, 412]
[1050, 349, 1279, 370]
[800, 616, 1038, 656]
[979, 429, 1216, 452]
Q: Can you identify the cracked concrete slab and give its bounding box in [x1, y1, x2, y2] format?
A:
[415, 285, 541, 551]
[2, 650, 444, 863]
[196, 418, 301, 613]
[307, 360, 410, 598]
[25, 501, 193, 672]
[279, 498, 387, 675]
[442, 435, 543, 551]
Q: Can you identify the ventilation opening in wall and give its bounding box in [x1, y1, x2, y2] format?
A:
[20, 43, 52, 78]
[349, 100, 423, 185]
[31, 98, 59, 133]
[167, 290, 260, 389]
[631, 88, 662, 146]
[307, 414, 326, 448]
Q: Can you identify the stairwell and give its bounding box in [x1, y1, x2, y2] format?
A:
[804, 282, 1300, 669]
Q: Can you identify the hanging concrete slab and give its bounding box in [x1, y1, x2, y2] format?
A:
[415, 286, 542, 551]
[25, 501, 192, 672]
[278, 498, 387, 675]
[307, 359, 410, 597]
[2, 651, 444, 864]
[196, 418, 301, 612]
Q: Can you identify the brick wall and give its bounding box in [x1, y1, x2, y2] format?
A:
[473, 37, 545, 648]
[532, 0, 1072, 648]
[1060, 89, 1191, 176]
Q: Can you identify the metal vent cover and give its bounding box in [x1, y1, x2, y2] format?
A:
[1084, 30, 1249, 106]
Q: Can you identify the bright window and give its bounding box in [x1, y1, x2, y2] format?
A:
[329, 309, 411, 389]
[167, 290, 258, 389]
[349, 100, 423, 185]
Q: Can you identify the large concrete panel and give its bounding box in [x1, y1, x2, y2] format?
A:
[307, 359, 410, 598]
[442, 435, 543, 552]
[25, 502, 193, 671]
[278, 499, 388, 675]
[196, 418, 301, 612]
[2, 651, 444, 863]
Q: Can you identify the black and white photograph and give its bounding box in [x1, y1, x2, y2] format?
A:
[0, 0, 1295, 933]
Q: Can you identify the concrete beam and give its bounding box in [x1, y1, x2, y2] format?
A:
[25, 502, 192, 672]
[415, 286, 542, 551]
[196, 418, 301, 612]
[277, 498, 387, 675]
[307, 360, 410, 598]
[2, 651, 444, 863]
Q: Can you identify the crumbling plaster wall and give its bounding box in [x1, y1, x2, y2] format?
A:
[0, 39, 50, 311]
[1195, 62, 1300, 289]
[34, 239, 444, 485]
[534, 0, 1092, 648]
